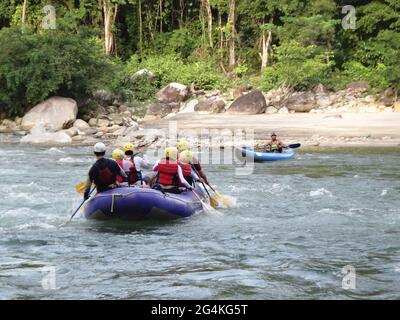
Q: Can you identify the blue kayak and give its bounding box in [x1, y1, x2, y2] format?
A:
[238, 146, 295, 162]
[83, 186, 205, 220]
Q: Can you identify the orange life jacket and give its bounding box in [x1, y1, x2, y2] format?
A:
[157, 159, 179, 186]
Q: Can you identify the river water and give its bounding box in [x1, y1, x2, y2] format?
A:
[0, 139, 399, 299]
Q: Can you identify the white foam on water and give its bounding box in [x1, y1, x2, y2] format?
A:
[381, 189, 387, 196]
[58, 157, 92, 163]
[309, 188, 332, 197]
[45, 147, 66, 155]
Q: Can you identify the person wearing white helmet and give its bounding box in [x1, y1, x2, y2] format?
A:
[83, 142, 128, 200]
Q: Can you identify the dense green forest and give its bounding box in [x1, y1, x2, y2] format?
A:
[0, 0, 399, 116]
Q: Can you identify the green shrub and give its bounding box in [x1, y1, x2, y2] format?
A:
[0, 27, 113, 116]
[126, 53, 228, 90]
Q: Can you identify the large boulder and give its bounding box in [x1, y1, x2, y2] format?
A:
[194, 98, 226, 114]
[156, 83, 189, 103]
[21, 97, 78, 131]
[20, 131, 72, 145]
[146, 103, 179, 118]
[227, 90, 267, 115]
[284, 92, 317, 113]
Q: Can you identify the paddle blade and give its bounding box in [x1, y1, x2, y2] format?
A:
[287, 143, 301, 149]
[215, 191, 234, 207]
[75, 181, 86, 194]
[209, 196, 219, 208]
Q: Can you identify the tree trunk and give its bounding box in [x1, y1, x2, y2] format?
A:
[202, 0, 213, 48]
[138, 0, 143, 59]
[22, 0, 28, 24]
[227, 0, 236, 69]
[199, 1, 206, 49]
[218, 9, 223, 50]
[103, 1, 118, 55]
[260, 18, 273, 73]
[159, 0, 163, 33]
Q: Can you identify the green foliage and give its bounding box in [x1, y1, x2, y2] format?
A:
[261, 41, 334, 91]
[127, 53, 228, 90]
[0, 27, 112, 116]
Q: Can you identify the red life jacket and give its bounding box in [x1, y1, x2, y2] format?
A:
[178, 161, 193, 186]
[157, 159, 179, 186]
[178, 161, 192, 177]
[127, 157, 141, 185]
[116, 159, 123, 183]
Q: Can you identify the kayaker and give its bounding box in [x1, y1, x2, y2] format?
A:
[265, 133, 286, 153]
[152, 147, 194, 194]
[177, 139, 208, 185]
[122, 143, 151, 186]
[111, 148, 125, 183]
[83, 143, 128, 200]
[178, 150, 200, 186]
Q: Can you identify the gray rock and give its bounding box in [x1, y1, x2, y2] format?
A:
[21, 131, 72, 145]
[97, 118, 110, 127]
[63, 127, 78, 137]
[227, 90, 267, 115]
[179, 99, 198, 113]
[194, 98, 226, 114]
[82, 128, 98, 135]
[93, 89, 114, 106]
[265, 106, 278, 114]
[346, 81, 370, 92]
[21, 97, 78, 131]
[131, 68, 156, 81]
[146, 103, 173, 118]
[156, 83, 189, 103]
[285, 92, 316, 113]
[73, 119, 90, 130]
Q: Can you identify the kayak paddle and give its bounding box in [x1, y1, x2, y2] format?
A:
[286, 143, 301, 149]
[75, 180, 94, 194]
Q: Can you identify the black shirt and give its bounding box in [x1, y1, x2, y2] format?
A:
[88, 158, 122, 192]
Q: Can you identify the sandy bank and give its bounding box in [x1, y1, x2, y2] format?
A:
[140, 112, 400, 148]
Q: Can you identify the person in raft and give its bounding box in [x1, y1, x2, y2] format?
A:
[152, 147, 194, 194]
[177, 139, 209, 185]
[83, 143, 128, 200]
[111, 148, 126, 185]
[265, 133, 287, 153]
[177, 150, 201, 187]
[121, 143, 151, 186]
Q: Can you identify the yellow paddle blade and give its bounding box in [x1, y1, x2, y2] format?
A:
[215, 191, 234, 207]
[209, 196, 219, 208]
[75, 181, 92, 194]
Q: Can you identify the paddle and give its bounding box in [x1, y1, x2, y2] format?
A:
[199, 181, 219, 208]
[190, 165, 219, 207]
[190, 189, 215, 213]
[206, 183, 234, 208]
[75, 180, 94, 194]
[58, 187, 96, 228]
[286, 143, 301, 149]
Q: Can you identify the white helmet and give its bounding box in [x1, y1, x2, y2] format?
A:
[93, 142, 106, 153]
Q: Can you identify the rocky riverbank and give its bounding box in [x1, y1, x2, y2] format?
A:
[1, 79, 399, 149]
